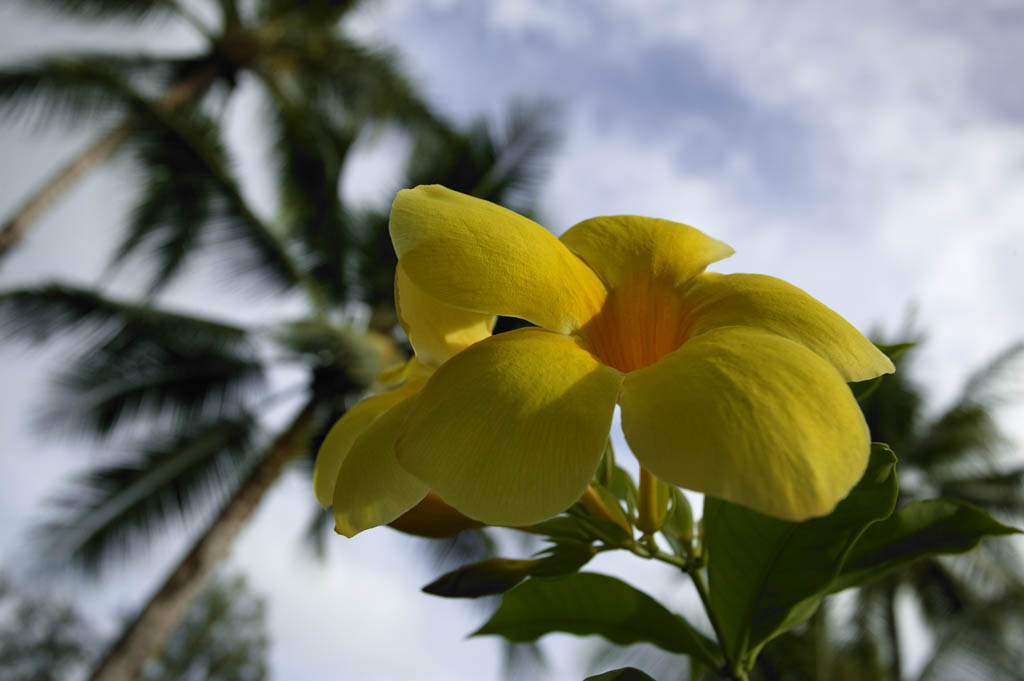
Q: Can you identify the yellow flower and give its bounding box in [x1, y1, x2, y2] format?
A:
[313, 263, 494, 536]
[387, 185, 894, 526]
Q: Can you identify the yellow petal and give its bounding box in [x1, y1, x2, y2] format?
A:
[313, 380, 423, 508]
[559, 215, 734, 290]
[333, 390, 429, 537]
[396, 328, 623, 525]
[390, 185, 606, 333]
[377, 356, 432, 386]
[395, 262, 494, 367]
[620, 326, 870, 521]
[681, 273, 894, 382]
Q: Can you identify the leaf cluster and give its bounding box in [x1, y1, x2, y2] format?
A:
[421, 439, 1018, 680]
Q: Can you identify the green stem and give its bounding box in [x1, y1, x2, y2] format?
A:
[622, 543, 742, 680]
[690, 569, 747, 681]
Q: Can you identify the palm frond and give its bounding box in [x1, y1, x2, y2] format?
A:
[260, 88, 354, 303]
[912, 403, 1008, 469]
[299, 502, 334, 562]
[265, 33, 439, 132]
[916, 594, 1024, 681]
[1, 284, 259, 440]
[0, 55, 169, 129]
[501, 641, 548, 681]
[911, 342, 1024, 469]
[404, 99, 561, 213]
[961, 342, 1024, 407]
[116, 102, 305, 293]
[347, 101, 562, 311]
[906, 558, 973, 621]
[940, 539, 1024, 598]
[938, 466, 1024, 519]
[0, 283, 249, 346]
[16, 0, 179, 23]
[256, 0, 368, 24]
[347, 207, 396, 312]
[42, 326, 266, 439]
[31, 415, 259, 577]
[472, 100, 563, 210]
[859, 352, 926, 460]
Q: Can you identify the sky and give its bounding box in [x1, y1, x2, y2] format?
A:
[1, 1, 1023, 680]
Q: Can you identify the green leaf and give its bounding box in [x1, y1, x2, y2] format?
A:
[662, 488, 695, 558]
[594, 441, 615, 487]
[422, 543, 597, 598]
[830, 498, 1021, 592]
[529, 542, 598, 578]
[573, 514, 633, 545]
[704, 443, 898, 663]
[585, 668, 658, 681]
[609, 466, 639, 519]
[423, 558, 535, 599]
[524, 516, 597, 543]
[527, 509, 632, 547]
[473, 572, 720, 667]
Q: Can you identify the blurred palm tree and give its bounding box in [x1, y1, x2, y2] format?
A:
[0, 0, 439, 279]
[0, 571, 96, 681]
[0, 90, 561, 681]
[842, 335, 1023, 681]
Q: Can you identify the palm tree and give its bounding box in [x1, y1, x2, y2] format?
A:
[0, 0, 439, 278]
[0, 100, 561, 681]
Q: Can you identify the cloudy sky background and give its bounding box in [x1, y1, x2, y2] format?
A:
[1, 1, 1023, 679]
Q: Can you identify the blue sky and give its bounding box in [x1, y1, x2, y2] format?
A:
[1, 1, 1023, 680]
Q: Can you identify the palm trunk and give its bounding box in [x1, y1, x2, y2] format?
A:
[85, 399, 316, 681]
[0, 66, 220, 264]
[886, 580, 903, 681]
[0, 123, 133, 261]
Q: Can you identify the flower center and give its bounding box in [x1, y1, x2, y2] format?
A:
[576, 277, 693, 374]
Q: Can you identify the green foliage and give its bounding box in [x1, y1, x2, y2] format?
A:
[18, 0, 177, 22]
[47, 332, 265, 438]
[847, 337, 1024, 678]
[465, 436, 1018, 679]
[474, 572, 720, 667]
[423, 558, 537, 599]
[831, 498, 1019, 592]
[661, 488, 694, 557]
[36, 415, 259, 575]
[0, 285, 265, 438]
[139, 573, 269, 681]
[0, 283, 249, 346]
[0, 573, 95, 681]
[0, 55, 176, 128]
[423, 543, 596, 598]
[704, 444, 899, 663]
[117, 104, 305, 294]
[405, 100, 561, 213]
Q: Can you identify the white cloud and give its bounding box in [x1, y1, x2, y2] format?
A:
[475, 0, 1024, 406]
